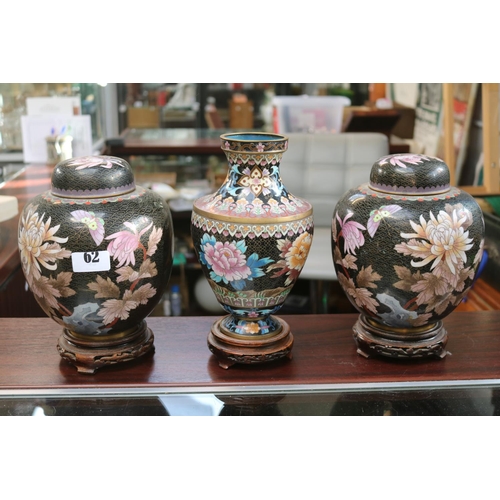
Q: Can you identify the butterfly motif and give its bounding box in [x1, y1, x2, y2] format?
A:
[71, 210, 105, 245]
[367, 205, 402, 238]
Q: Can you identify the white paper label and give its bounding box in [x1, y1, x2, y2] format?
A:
[71, 251, 111, 273]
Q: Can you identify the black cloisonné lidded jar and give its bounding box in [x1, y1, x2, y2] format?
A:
[332, 153, 485, 359]
[18, 155, 174, 373]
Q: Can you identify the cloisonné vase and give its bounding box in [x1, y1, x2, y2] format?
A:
[191, 132, 313, 368]
[332, 153, 484, 359]
[18, 155, 173, 373]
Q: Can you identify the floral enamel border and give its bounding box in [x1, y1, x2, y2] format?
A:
[359, 183, 461, 202]
[211, 282, 292, 309]
[41, 186, 148, 206]
[194, 192, 312, 219]
[225, 151, 284, 166]
[221, 138, 288, 154]
[192, 212, 314, 238]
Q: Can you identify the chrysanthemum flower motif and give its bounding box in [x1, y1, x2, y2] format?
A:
[268, 232, 312, 286]
[285, 232, 311, 271]
[378, 154, 441, 168]
[396, 208, 474, 276]
[71, 210, 105, 245]
[66, 156, 115, 170]
[105, 221, 153, 268]
[18, 205, 70, 281]
[336, 212, 366, 255]
[238, 166, 272, 197]
[256, 143, 265, 152]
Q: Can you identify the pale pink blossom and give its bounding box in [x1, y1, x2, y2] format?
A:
[378, 154, 441, 168]
[337, 212, 366, 255]
[105, 221, 153, 268]
[67, 156, 114, 170]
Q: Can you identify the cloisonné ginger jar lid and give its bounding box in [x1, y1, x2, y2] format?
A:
[51, 155, 136, 197]
[369, 153, 450, 195]
[18, 155, 174, 373]
[332, 153, 485, 360]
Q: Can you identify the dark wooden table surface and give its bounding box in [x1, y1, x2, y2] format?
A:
[106, 128, 225, 156]
[1, 312, 499, 392]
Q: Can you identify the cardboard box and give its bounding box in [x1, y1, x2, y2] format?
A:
[391, 103, 416, 139]
[127, 107, 160, 128]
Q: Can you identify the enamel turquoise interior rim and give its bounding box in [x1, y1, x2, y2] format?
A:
[220, 132, 288, 142]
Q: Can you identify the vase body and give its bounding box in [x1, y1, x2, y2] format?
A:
[191, 132, 313, 367]
[18, 155, 173, 373]
[332, 153, 485, 359]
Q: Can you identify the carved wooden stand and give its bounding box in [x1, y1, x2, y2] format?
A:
[353, 314, 449, 359]
[57, 321, 155, 374]
[208, 315, 294, 369]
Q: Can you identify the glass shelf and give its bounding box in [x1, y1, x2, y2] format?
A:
[1, 380, 500, 416]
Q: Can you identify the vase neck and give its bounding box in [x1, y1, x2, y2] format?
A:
[215, 134, 289, 203]
[219, 149, 288, 201]
[192, 132, 312, 219]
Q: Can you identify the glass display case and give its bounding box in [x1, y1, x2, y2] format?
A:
[0, 82, 112, 162]
[1, 381, 499, 416]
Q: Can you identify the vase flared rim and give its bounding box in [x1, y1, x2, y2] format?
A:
[220, 132, 288, 142]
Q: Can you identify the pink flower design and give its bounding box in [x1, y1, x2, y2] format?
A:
[337, 212, 366, 255]
[67, 156, 115, 170]
[203, 240, 251, 282]
[256, 143, 265, 152]
[105, 221, 153, 268]
[378, 154, 441, 168]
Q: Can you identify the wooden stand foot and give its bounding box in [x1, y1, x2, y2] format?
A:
[353, 315, 449, 360]
[208, 316, 294, 368]
[57, 321, 155, 374]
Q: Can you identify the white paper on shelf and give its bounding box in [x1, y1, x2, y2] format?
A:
[26, 96, 81, 116]
[21, 114, 92, 163]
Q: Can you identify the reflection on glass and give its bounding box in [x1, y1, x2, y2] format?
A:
[0, 83, 105, 152]
[0, 386, 498, 416]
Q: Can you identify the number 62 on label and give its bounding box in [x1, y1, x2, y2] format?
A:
[71, 251, 111, 272]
